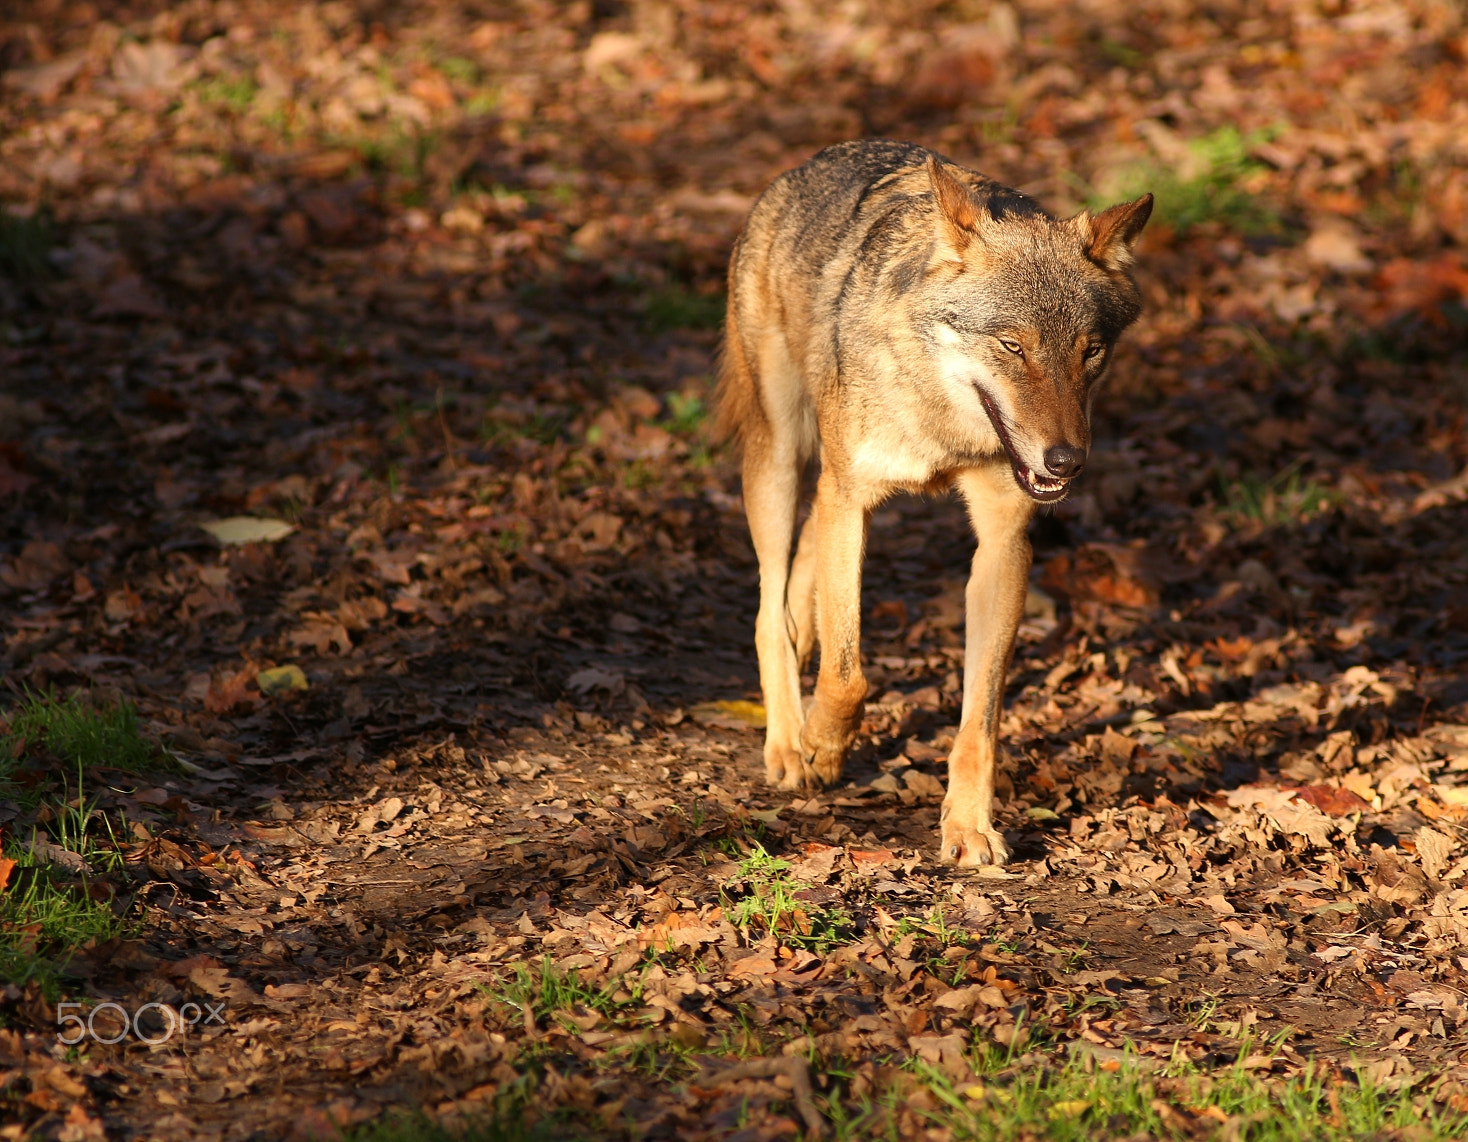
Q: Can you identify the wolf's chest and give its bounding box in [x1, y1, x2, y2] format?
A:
[847, 430, 947, 493]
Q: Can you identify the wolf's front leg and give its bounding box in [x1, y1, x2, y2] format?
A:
[800, 472, 868, 785]
[944, 466, 1035, 866]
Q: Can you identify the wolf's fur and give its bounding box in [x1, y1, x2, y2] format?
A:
[717, 140, 1151, 866]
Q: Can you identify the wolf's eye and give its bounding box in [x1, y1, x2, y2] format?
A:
[1083, 344, 1105, 360]
[999, 338, 1024, 356]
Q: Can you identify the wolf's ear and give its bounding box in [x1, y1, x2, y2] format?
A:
[1086, 194, 1153, 270]
[927, 156, 981, 248]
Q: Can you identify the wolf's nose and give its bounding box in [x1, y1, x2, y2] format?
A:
[1044, 445, 1085, 478]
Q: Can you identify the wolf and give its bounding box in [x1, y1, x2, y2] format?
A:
[716, 140, 1151, 866]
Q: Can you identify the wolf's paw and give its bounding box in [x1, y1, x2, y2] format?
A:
[939, 797, 1008, 866]
[765, 744, 822, 791]
[939, 822, 1009, 866]
[798, 711, 855, 787]
[806, 741, 847, 786]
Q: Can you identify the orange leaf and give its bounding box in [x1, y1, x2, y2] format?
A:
[0, 856, 14, 893]
[1293, 785, 1371, 817]
[1210, 636, 1253, 661]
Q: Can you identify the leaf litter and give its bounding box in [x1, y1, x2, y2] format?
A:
[1, 0, 1467, 1139]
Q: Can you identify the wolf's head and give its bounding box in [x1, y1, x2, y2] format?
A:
[919, 157, 1151, 503]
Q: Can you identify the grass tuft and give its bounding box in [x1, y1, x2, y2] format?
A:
[723, 844, 855, 953]
[193, 74, 258, 112]
[896, 1035, 1468, 1142]
[663, 391, 707, 435]
[490, 955, 637, 1031]
[1098, 125, 1284, 237]
[1221, 462, 1335, 527]
[0, 770, 130, 992]
[1, 690, 166, 781]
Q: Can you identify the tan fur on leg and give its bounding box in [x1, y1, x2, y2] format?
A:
[787, 507, 819, 671]
[942, 463, 1034, 866]
[798, 471, 869, 786]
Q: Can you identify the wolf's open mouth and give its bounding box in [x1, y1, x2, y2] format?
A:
[1013, 465, 1068, 501]
[977, 392, 1072, 504]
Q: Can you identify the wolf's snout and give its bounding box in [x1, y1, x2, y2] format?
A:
[1043, 444, 1086, 479]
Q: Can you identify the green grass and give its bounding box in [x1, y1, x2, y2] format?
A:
[351, 127, 440, 183]
[0, 209, 53, 282]
[1221, 462, 1335, 527]
[1, 691, 165, 782]
[490, 956, 639, 1032]
[722, 844, 855, 953]
[463, 91, 501, 117]
[0, 839, 127, 990]
[1096, 38, 1147, 70]
[663, 392, 707, 435]
[897, 1037, 1468, 1142]
[193, 74, 258, 112]
[437, 57, 480, 85]
[642, 284, 725, 333]
[1097, 125, 1284, 237]
[1, 693, 149, 992]
[0, 773, 130, 992]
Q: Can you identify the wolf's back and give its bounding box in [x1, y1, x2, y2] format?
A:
[738, 140, 933, 282]
[716, 140, 935, 452]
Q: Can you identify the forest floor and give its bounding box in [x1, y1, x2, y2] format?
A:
[2, 1, 1468, 1139]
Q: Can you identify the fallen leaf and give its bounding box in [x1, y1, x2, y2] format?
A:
[1293, 784, 1371, 816]
[566, 667, 626, 696]
[690, 700, 766, 728]
[257, 664, 309, 695]
[1416, 827, 1454, 880]
[201, 517, 295, 545]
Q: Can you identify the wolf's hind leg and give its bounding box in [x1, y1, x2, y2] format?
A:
[787, 507, 819, 670]
[942, 464, 1034, 866]
[743, 437, 815, 790]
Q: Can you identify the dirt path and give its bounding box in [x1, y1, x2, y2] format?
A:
[3, 1, 1468, 1139]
